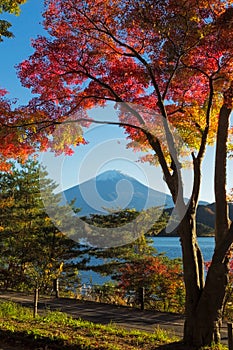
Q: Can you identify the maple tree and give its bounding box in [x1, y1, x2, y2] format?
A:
[117, 254, 185, 313]
[0, 0, 85, 170]
[15, 0, 233, 347]
[0, 92, 35, 171]
[205, 258, 233, 320]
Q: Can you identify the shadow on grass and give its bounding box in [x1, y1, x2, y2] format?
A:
[155, 341, 197, 350]
[0, 329, 80, 350]
[0, 329, 196, 350]
[0, 328, 198, 350]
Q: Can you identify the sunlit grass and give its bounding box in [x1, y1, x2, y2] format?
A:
[0, 300, 228, 350]
[0, 300, 177, 349]
[200, 344, 228, 350]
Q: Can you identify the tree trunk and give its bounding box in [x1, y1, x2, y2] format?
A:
[182, 88, 233, 347]
[192, 257, 229, 347]
[180, 212, 230, 347]
[177, 210, 205, 345]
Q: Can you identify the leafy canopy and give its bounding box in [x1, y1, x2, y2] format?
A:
[1, 1, 233, 184]
[14, 0, 232, 171]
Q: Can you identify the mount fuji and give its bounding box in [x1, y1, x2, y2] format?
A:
[61, 170, 175, 216]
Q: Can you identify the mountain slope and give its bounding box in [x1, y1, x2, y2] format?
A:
[61, 170, 233, 236]
[62, 170, 174, 216]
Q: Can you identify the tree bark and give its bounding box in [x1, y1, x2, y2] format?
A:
[192, 255, 229, 347]
[184, 88, 233, 347]
[180, 213, 231, 347]
[178, 210, 205, 345]
[214, 104, 231, 245]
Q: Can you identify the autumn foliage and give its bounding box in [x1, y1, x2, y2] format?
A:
[0, 0, 34, 170]
[0, 91, 34, 171]
[16, 0, 233, 153]
[0, 90, 86, 170]
[0, 0, 232, 170]
[117, 255, 185, 313]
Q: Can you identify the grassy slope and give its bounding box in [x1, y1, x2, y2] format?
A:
[0, 301, 227, 350]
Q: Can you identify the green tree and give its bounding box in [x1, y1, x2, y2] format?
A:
[0, 159, 86, 293]
[84, 210, 184, 313]
[82, 208, 168, 277]
[0, 0, 27, 41]
[81, 214, 165, 306]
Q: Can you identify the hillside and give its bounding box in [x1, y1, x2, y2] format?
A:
[158, 203, 233, 237]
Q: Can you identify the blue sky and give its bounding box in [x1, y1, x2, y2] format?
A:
[0, 0, 44, 104]
[1, 1, 232, 204]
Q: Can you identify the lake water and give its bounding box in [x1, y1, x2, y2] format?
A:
[151, 236, 215, 262]
[79, 236, 215, 285]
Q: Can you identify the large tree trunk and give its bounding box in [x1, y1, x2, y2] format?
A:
[192, 256, 229, 346]
[180, 211, 230, 347]
[182, 88, 233, 347]
[149, 83, 233, 347]
[191, 223, 233, 347]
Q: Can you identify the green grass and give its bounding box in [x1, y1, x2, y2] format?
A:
[200, 345, 227, 350]
[0, 300, 228, 350]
